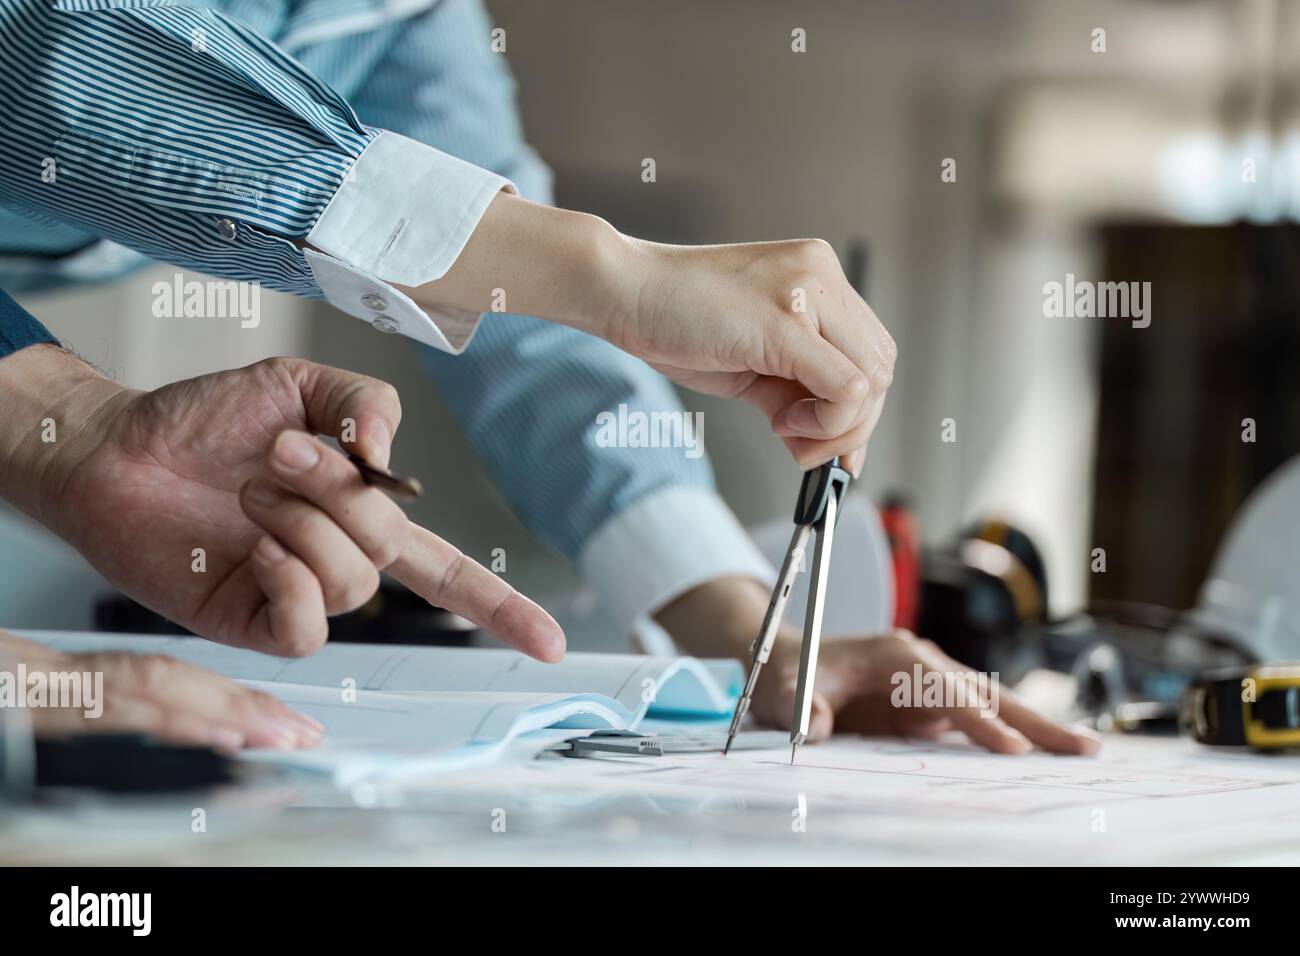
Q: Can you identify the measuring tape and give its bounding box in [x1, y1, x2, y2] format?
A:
[1181, 664, 1300, 749]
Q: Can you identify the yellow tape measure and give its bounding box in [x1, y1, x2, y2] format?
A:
[1181, 664, 1300, 749]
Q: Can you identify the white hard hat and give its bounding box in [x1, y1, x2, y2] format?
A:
[1192, 456, 1300, 662]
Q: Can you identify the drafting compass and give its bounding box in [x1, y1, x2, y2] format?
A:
[723, 456, 852, 764]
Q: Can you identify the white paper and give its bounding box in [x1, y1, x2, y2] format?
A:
[20, 632, 740, 716]
[18, 631, 743, 785]
[515, 733, 1300, 864]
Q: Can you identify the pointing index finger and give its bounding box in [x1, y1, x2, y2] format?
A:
[387, 523, 567, 663]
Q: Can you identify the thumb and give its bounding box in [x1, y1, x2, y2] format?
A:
[290, 359, 403, 469]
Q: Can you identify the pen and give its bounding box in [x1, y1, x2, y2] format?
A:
[348, 453, 424, 502]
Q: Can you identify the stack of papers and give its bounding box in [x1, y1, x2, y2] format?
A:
[22, 632, 742, 785]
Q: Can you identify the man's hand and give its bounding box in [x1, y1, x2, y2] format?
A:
[0, 346, 565, 661]
[657, 577, 1100, 755]
[409, 194, 895, 476]
[0, 630, 321, 749]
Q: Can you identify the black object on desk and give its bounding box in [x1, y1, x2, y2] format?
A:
[96, 581, 477, 647]
[32, 734, 237, 794]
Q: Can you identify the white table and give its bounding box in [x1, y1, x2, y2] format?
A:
[5, 734, 1300, 865]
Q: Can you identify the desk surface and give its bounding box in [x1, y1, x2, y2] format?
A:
[4, 734, 1300, 865]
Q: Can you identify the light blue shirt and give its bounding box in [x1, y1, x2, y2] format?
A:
[0, 0, 773, 641]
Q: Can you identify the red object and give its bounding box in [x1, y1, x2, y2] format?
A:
[880, 498, 920, 631]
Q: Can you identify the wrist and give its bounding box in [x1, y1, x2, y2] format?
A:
[656, 575, 801, 666]
[0, 344, 128, 526]
[565, 215, 645, 344]
[656, 577, 811, 717]
[403, 191, 641, 342]
[521, 203, 641, 344]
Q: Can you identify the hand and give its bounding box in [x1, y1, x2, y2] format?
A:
[749, 631, 1100, 755]
[408, 194, 894, 475]
[657, 577, 1099, 755]
[0, 346, 565, 661]
[608, 237, 893, 476]
[0, 630, 321, 750]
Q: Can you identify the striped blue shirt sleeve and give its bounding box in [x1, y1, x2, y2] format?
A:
[0, 288, 58, 358]
[0, 0, 513, 353]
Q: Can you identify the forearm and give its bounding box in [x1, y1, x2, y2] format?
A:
[0, 344, 126, 527]
[655, 575, 804, 676]
[3, 2, 518, 356]
[401, 192, 638, 342]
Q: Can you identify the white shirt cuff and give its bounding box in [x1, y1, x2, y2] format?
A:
[304, 131, 515, 354]
[577, 486, 776, 648]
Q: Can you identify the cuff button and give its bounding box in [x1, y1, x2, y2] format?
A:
[370, 316, 400, 334]
[360, 293, 389, 311]
[216, 218, 238, 241]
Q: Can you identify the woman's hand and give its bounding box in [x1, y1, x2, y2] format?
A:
[412, 194, 895, 476]
[0, 630, 320, 750]
[658, 577, 1099, 755]
[610, 236, 893, 476]
[748, 630, 1101, 755]
[0, 346, 565, 661]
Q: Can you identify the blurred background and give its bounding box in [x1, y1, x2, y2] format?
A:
[5, 0, 1299, 669]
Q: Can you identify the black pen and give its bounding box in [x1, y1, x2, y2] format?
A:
[348, 453, 424, 502]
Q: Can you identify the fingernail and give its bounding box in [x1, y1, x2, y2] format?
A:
[242, 721, 291, 750]
[366, 420, 392, 470]
[254, 535, 287, 563]
[536, 626, 566, 663]
[291, 710, 325, 734]
[208, 727, 245, 752]
[543, 630, 567, 662]
[282, 716, 321, 746]
[265, 721, 301, 749]
[1005, 728, 1033, 754]
[1073, 726, 1103, 753]
[782, 401, 821, 436]
[800, 454, 835, 471]
[529, 600, 567, 662]
[245, 481, 282, 509]
[289, 714, 325, 742]
[849, 448, 865, 479]
[274, 431, 321, 472]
